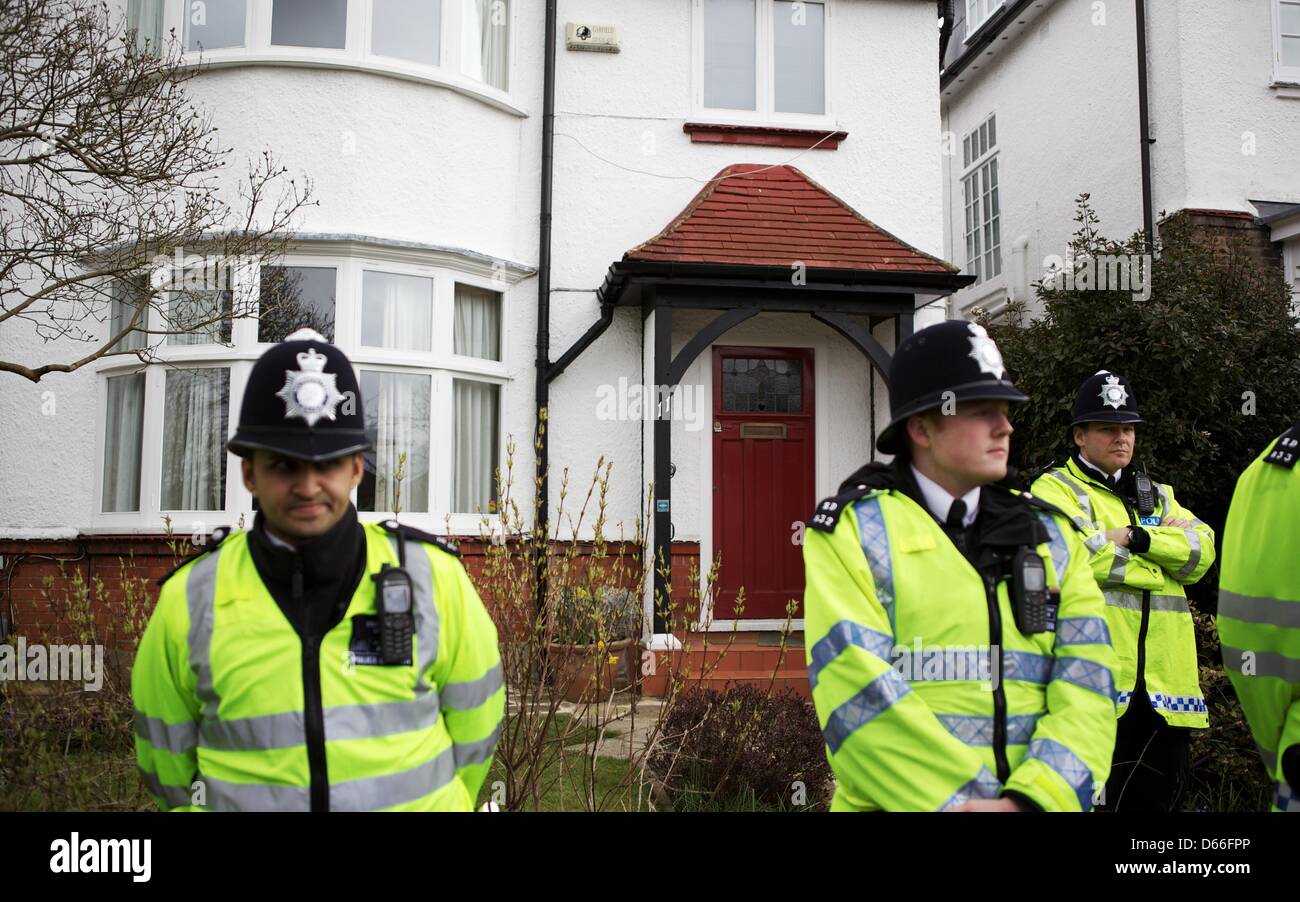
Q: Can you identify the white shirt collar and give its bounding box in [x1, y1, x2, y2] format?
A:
[910, 465, 980, 528]
[1078, 452, 1119, 481]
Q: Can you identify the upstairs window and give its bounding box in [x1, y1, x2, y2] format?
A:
[699, 0, 828, 119]
[965, 0, 1005, 38]
[1276, 0, 1300, 82]
[962, 114, 1001, 285]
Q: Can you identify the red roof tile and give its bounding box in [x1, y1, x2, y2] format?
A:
[624, 164, 959, 274]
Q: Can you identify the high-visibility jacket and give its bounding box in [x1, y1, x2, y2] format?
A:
[1030, 458, 1213, 728]
[803, 482, 1118, 812]
[132, 522, 504, 811]
[1218, 426, 1300, 812]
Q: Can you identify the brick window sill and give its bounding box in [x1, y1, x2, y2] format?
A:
[682, 122, 848, 150]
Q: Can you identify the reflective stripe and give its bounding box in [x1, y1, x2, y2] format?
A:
[331, 747, 458, 811]
[1176, 527, 1201, 578]
[854, 497, 895, 631]
[891, 646, 996, 682]
[134, 709, 199, 755]
[823, 668, 911, 754]
[453, 722, 502, 769]
[1036, 513, 1070, 585]
[441, 662, 504, 710]
[1003, 650, 1053, 684]
[198, 695, 442, 751]
[140, 769, 194, 809]
[1047, 470, 1093, 523]
[937, 713, 1039, 746]
[1103, 590, 1189, 614]
[392, 535, 439, 696]
[200, 773, 311, 812]
[1083, 532, 1107, 554]
[1107, 546, 1128, 585]
[1055, 616, 1111, 647]
[1155, 484, 1172, 517]
[186, 551, 221, 722]
[938, 765, 1002, 810]
[1116, 689, 1207, 715]
[1222, 646, 1300, 682]
[1218, 589, 1300, 629]
[808, 620, 895, 690]
[1025, 737, 1094, 811]
[1277, 782, 1300, 813]
[1050, 656, 1115, 700]
[199, 747, 459, 811]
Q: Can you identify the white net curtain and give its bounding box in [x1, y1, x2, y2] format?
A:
[161, 369, 229, 511]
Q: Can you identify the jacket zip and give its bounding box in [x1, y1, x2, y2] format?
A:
[983, 572, 1011, 783]
[295, 564, 330, 812]
[1074, 463, 1152, 699]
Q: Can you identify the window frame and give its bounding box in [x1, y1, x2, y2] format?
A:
[961, 113, 1002, 286]
[91, 244, 513, 535]
[1273, 0, 1300, 84]
[964, 0, 1005, 43]
[164, 0, 521, 114]
[692, 0, 836, 128]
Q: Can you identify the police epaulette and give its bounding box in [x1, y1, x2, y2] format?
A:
[1263, 422, 1300, 470]
[808, 484, 883, 533]
[155, 526, 234, 587]
[1017, 493, 1082, 533]
[379, 520, 461, 557]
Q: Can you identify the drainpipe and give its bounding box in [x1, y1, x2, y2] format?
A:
[1136, 0, 1155, 252]
[534, 0, 557, 614]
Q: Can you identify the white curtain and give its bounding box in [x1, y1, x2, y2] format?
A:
[370, 372, 431, 513]
[162, 369, 229, 511]
[363, 271, 432, 351]
[102, 373, 145, 512]
[454, 284, 500, 360]
[126, 0, 163, 49]
[462, 0, 509, 90]
[454, 379, 498, 513]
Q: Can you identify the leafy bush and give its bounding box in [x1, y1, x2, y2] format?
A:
[650, 683, 830, 811]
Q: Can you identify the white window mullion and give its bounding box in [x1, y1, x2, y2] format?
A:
[431, 371, 454, 522]
[141, 365, 165, 523]
[757, 0, 771, 118]
[226, 359, 253, 522]
[444, 0, 465, 82]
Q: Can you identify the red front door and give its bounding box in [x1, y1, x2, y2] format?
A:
[712, 347, 814, 622]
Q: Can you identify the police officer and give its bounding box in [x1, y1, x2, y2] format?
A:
[1030, 371, 1213, 812]
[803, 321, 1117, 811]
[132, 329, 504, 811]
[1218, 420, 1300, 812]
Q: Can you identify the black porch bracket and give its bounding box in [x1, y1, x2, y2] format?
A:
[810, 310, 894, 376]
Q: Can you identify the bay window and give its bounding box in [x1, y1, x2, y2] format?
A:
[94, 244, 511, 532]
[168, 0, 513, 99]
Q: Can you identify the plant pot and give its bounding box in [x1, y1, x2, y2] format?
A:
[549, 638, 634, 703]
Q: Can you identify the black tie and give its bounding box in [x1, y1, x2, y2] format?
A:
[946, 499, 967, 530]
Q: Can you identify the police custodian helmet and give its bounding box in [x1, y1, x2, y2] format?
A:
[227, 328, 372, 462]
[876, 320, 1028, 455]
[1070, 370, 1143, 427]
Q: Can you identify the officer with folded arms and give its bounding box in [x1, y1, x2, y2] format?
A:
[803, 320, 1117, 812]
[1030, 372, 1213, 812]
[133, 328, 504, 811]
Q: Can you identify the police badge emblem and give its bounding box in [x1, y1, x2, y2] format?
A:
[1098, 373, 1128, 410]
[276, 346, 344, 427]
[967, 323, 1006, 379]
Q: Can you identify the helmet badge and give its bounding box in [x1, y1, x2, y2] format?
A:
[276, 348, 344, 427]
[1098, 374, 1128, 410]
[966, 323, 1006, 379]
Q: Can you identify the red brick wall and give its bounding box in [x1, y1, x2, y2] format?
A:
[1159, 208, 1285, 279]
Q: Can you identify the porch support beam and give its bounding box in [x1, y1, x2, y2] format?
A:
[667, 306, 759, 386]
[811, 310, 894, 377]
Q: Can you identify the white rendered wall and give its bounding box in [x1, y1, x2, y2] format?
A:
[1, 0, 952, 539]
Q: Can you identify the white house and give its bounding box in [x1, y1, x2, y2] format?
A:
[939, 0, 1300, 320]
[0, 0, 969, 679]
